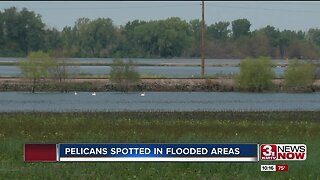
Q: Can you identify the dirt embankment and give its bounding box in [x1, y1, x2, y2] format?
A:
[0, 78, 320, 92]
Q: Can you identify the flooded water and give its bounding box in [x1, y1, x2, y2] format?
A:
[0, 66, 20, 77]
[0, 65, 286, 78]
[1, 57, 315, 77]
[0, 57, 292, 65]
[0, 92, 319, 112]
[1, 57, 318, 63]
[77, 66, 285, 77]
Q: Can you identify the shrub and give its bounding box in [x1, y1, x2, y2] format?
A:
[110, 59, 140, 91]
[19, 51, 56, 93]
[284, 60, 315, 90]
[237, 57, 275, 91]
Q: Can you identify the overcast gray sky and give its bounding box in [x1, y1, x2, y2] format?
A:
[1, 1, 320, 31]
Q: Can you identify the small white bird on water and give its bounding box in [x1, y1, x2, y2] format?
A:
[141, 92, 145, 97]
[74, 92, 78, 95]
[92, 92, 96, 96]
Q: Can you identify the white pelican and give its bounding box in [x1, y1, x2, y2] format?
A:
[141, 92, 145, 97]
[92, 92, 96, 96]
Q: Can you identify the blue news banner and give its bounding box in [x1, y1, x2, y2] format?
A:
[58, 143, 258, 162]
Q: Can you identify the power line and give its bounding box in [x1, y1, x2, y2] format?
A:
[206, 4, 320, 14]
[2, 4, 199, 11]
[201, 0, 205, 77]
[250, 2, 320, 7]
[3, 3, 320, 14]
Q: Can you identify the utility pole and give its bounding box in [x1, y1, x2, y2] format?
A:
[201, 0, 205, 77]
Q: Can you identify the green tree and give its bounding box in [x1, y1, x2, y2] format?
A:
[18, 8, 46, 55]
[259, 25, 280, 47]
[73, 18, 92, 57]
[19, 51, 56, 93]
[110, 59, 140, 92]
[284, 60, 315, 90]
[117, 20, 146, 57]
[0, 7, 46, 56]
[249, 31, 271, 57]
[278, 37, 289, 58]
[0, 11, 4, 52]
[44, 27, 63, 53]
[158, 18, 194, 57]
[207, 21, 230, 40]
[232, 19, 251, 39]
[72, 17, 118, 57]
[307, 28, 320, 47]
[133, 21, 159, 57]
[189, 19, 202, 57]
[1, 7, 23, 55]
[134, 17, 194, 57]
[89, 18, 118, 57]
[279, 30, 305, 58]
[189, 19, 202, 39]
[61, 26, 77, 57]
[237, 57, 275, 91]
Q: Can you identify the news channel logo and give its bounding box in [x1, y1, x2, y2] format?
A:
[260, 144, 307, 161]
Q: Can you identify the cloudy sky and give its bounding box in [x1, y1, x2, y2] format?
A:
[1, 1, 320, 31]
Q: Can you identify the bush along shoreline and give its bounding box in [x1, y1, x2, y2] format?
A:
[2, 55, 318, 93]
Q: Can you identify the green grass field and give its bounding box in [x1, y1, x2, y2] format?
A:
[1, 112, 320, 179]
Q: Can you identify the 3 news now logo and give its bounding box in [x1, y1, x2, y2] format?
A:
[260, 144, 307, 161]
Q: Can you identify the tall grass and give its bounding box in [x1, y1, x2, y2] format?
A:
[1, 112, 320, 179]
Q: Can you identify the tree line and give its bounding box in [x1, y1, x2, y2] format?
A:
[1, 7, 320, 59]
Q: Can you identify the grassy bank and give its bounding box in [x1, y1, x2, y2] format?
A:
[1, 112, 320, 179]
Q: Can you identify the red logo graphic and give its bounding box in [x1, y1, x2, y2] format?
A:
[260, 144, 277, 160]
[260, 144, 306, 161]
